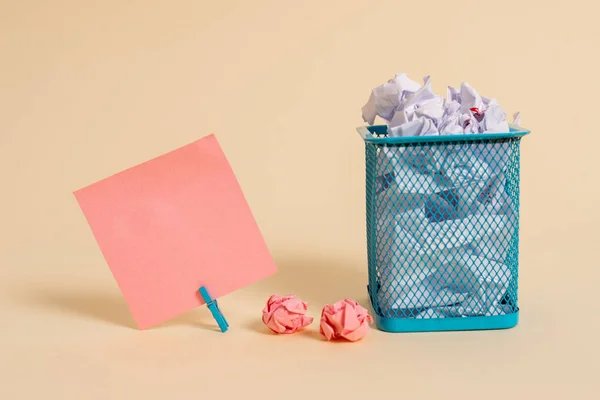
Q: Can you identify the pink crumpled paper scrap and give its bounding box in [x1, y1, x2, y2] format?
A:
[262, 295, 314, 334]
[320, 298, 373, 342]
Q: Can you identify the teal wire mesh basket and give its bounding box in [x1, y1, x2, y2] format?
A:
[358, 125, 530, 332]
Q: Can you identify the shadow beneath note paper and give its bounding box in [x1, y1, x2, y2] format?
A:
[14, 286, 139, 328]
[12, 284, 219, 331]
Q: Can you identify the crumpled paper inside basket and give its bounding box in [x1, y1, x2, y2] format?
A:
[373, 144, 517, 318]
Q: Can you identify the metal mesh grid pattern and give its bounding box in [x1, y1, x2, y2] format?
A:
[365, 134, 521, 322]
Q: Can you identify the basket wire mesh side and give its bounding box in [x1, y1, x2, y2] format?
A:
[364, 131, 523, 332]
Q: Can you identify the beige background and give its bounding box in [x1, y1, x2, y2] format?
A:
[1, 0, 599, 398]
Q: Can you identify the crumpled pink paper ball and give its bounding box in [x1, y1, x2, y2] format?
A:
[320, 298, 373, 342]
[261, 295, 314, 334]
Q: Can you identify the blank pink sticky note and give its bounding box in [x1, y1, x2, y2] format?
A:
[74, 134, 277, 329]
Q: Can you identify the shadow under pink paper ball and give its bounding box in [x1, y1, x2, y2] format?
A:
[320, 298, 373, 342]
[261, 294, 314, 334]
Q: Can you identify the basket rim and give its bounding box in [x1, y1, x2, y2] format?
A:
[357, 125, 531, 144]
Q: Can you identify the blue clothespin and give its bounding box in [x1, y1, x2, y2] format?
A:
[198, 286, 229, 332]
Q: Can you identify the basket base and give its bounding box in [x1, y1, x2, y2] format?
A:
[373, 310, 519, 333]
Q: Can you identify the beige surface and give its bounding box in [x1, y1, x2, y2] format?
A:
[1, 0, 599, 398]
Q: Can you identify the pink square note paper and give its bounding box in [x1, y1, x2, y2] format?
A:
[74, 134, 277, 329]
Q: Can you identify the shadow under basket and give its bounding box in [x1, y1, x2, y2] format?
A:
[358, 125, 530, 333]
